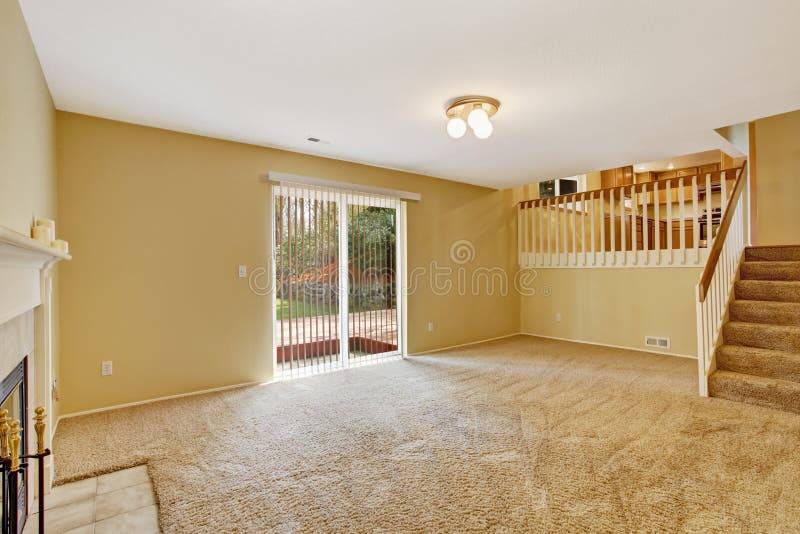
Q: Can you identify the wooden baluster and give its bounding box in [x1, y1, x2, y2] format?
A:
[666, 181, 673, 264]
[641, 183, 649, 265]
[555, 197, 561, 265]
[538, 200, 544, 266]
[654, 181, 661, 265]
[609, 188, 616, 264]
[705, 297, 712, 370]
[715, 262, 721, 332]
[692, 176, 700, 264]
[721, 170, 728, 216]
[599, 190, 606, 265]
[523, 201, 530, 267]
[564, 197, 570, 265]
[706, 173, 712, 246]
[590, 192, 596, 265]
[696, 293, 706, 395]
[581, 193, 587, 266]
[547, 198, 552, 266]
[517, 202, 525, 267]
[679, 177, 686, 264]
[530, 201, 536, 260]
[620, 186, 627, 265]
[571, 195, 578, 266]
[630, 184, 637, 265]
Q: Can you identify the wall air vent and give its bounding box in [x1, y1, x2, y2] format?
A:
[645, 336, 670, 349]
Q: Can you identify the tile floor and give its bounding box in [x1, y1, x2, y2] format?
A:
[22, 465, 160, 534]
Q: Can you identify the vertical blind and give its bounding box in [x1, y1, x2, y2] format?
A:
[273, 182, 402, 377]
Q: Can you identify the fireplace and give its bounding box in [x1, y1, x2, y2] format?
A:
[0, 358, 27, 533]
[0, 224, 70, 525]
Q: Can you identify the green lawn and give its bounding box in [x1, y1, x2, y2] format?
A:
[275, 298, 394, 319]
[276, 299, 336, 320]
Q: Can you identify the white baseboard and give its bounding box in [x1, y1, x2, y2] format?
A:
[55, 332, 691, 424]
[57, 379, 272, 421]
[522, 332, 697, 359]
[411, 332, 523, 355]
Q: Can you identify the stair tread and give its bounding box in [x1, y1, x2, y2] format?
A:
[745, 246, 800, 262]
[717, 344, 800, 382]
[712, 369, 800, 389]
[743, 260, 800, 266]
[740, 261, 800, 281]
[732, 299, 800, 306]
[719, 343, 800, 358]
[724, 321, 800, 353]
[735, 280, 800, 303]
[726, 321, 800, 333]
[729, 300, 800, 327]
[746, 245, 800, 250]
[737, 279, 800, 286]
[709, 370, 800, 414]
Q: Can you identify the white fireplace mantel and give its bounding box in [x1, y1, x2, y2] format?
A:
[0, 225, 70, 325]
[0, 224, 71, 496]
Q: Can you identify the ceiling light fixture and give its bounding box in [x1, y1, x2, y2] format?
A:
[445, 96, 500, 140]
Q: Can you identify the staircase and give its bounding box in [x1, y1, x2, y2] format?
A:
[708, 245, 800, 414]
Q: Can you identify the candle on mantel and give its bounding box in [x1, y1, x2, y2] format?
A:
[35, 218, 56, 236]
[51, 239, 69, 254]
[31, 225, 53, 245]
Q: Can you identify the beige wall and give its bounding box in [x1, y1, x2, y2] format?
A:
[520, 267, 701, 357]
[0, 0, 60, 419]
[0, 0, 57, 234]
[511, 184, 702, 358]
[753, 109, 800, 246]
[56, 112, 519, 414]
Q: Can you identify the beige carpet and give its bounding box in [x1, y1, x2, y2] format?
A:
[54, 336, 800, 532]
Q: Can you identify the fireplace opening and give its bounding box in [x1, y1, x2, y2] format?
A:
[0, 358, 27, 534]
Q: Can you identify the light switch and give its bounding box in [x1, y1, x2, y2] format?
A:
[238, 265, 247, 278]
[101, 360, 113, 376]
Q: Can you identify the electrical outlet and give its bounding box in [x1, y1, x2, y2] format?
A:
[101, 360, 113, 376]
[555, 313, 562, 322]
[427, 322, 434, 332]
[238, 265, 247, 278]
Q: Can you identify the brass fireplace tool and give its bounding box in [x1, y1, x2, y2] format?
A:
[0, 407, 51, 534]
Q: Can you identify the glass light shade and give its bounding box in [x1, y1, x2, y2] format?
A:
[446, 117, 467, 139]
[467, 107, 490, 130]
[473, 120, 494, 139]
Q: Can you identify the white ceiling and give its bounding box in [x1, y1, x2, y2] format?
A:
[20, 0, 800, 189]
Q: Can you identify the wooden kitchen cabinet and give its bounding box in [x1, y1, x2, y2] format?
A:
[600, 166, 634, 189]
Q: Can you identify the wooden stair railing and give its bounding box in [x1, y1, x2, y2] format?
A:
[517, 166, 742, 268]
[695, 162, 749, 395]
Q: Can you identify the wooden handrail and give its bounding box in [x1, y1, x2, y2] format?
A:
[519, 167, 740, 208]
[697, 162, 748, 302]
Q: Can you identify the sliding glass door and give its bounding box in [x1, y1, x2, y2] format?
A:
[273, 183, 402, 377]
